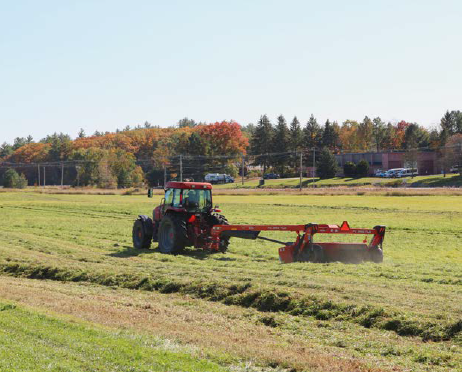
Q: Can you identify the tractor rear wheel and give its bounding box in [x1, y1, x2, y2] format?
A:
[158, 214, 188, 254]
[208, 213, 230, 252]
[132, 217, 153, 249]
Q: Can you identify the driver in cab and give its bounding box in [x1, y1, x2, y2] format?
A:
[184, 190, 199, 210]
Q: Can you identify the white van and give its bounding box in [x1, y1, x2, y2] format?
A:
[204, 173, 234, 184]
[205, 173, 221, 183]
[397, 168, 418, 177]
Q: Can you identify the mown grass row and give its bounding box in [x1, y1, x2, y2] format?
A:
[0, 300, 227, 372]
[1, 261, 460, 343]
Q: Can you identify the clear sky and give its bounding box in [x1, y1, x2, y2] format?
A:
[0, 0, 461, 144]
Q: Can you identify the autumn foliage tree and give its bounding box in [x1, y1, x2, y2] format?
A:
[2, 110, 461, 184]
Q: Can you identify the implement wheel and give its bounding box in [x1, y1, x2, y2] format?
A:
[132, 217, 152, 249]
[301, 244, 326, 263]
[158, 215, 187, 254]
[369, 246, 383, 263]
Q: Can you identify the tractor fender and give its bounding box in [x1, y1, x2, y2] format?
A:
[137, 215, 154, 238]
[153, 205, 162, 222]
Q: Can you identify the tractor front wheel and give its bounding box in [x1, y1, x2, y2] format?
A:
[158, 215, 188, 254]
[132, 217, 153, 249]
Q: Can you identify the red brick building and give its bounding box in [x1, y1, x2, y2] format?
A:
[335, 151, 439, 176]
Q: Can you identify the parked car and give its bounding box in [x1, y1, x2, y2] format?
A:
[263, 173, 280, 179]
[450, 165, 461, 173]
[205, 173, 234, 184]
[374, 169, 385, 177]
[384, 168, 405, 178]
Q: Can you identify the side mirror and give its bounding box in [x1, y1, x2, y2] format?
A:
[147, 188, 153, 198]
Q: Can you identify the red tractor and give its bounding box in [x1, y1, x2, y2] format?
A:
[132, 182, 230, 253]
[133, 181, 386, 263]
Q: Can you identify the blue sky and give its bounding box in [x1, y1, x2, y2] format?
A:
[0, 0, 461, 143]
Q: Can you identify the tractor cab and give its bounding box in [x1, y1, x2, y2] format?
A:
[163, 182, 213, 213]
[149, 182, 215, 220]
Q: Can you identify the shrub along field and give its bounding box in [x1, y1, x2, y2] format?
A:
[0, 191, 461, 371]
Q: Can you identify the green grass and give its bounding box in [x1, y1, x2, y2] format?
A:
[215, 174, 462, 189]
[0, 301, 226, 371]
[0, 191, 461, 371]
[407, 174, 462, 187]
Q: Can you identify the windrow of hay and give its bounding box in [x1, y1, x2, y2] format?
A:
[1, 261, 460, 342]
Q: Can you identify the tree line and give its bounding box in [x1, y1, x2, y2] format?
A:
[0, 121, 248, 188]
[0, 110, 461, 187]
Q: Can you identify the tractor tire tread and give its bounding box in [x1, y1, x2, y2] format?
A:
[158, 214, 188, 254]
[132, 217, 152, 249]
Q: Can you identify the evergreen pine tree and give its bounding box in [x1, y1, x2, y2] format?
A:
[440, 110, 462, 144]
[303, 114, 322, 168]
[0, 143, 13, 159]
[316, 147, 338, 179]
[303, 115, 322, 149]
[322, 119, 338, 150]
[403, 123, 429, 150]
[2, 168, 20, 188]
[250, 115, 274, 174]
[289, 116, 303, 172]
[355, 160, 370, 177]
[272, 115, 290, 175]
[289, 116, 303, 150]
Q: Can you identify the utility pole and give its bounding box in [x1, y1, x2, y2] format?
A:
[299, 151, 303, 192]
[76, 165, 80, 187]
[179, 155, 183, 182]
[43, 166, 46, 187]
[263, 154, 267, 180]
[241, 155, 245, 185]
[163, 165, 167, 188]
[312, 148, 315, 188]
[61, 162, 64, 188]
[37, 163, 40, 187]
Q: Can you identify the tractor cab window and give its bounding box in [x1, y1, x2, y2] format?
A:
[172, 189, 182, 208]
[183, 189, 212, 212]
[164, 188, 173, 206]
